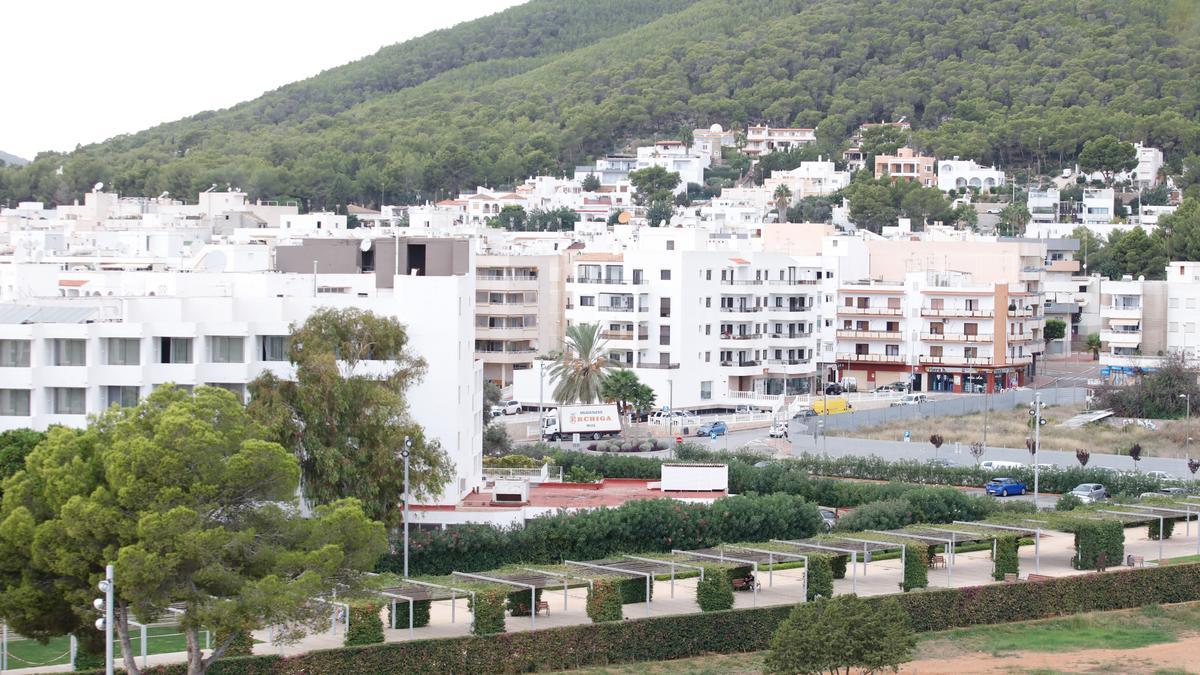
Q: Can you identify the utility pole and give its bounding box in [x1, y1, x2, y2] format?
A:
[1030, 392, 1044, 509]
[401, 436, 412, 577]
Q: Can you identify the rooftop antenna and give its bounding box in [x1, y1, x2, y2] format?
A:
[93, 182, 104, 192]
[158, 191, 170, 199]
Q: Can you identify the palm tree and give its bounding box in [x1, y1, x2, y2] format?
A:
[1086, 333, 1102, 361]
[549, 322, 612, 404]
[773, 184, 792, 221]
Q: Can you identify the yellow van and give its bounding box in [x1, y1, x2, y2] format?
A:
[811, 397, 852, 415]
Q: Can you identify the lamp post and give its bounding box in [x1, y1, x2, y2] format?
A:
[1029, 393, 1045, 509]
[401, 436, 412, 577]
[93, 564, 114, 675]
[1181, 394, 1191, 456]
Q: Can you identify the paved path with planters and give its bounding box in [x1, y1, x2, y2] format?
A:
[16, 526, 1192, 674]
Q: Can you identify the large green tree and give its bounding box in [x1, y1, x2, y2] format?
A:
[1078, 135, 1138, 185]
[0, 428, 44, 491]
[247, 308, 451, 526]
[999, 201, 1031, 235]
[0, 386, 387, 675]
[628, 165, 680, 206]
[549, 323, 613, 404]
[764, 594, 916, 675]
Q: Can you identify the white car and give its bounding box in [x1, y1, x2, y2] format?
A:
[498, 400, 521, 415]
[1146, 471, 1177, 482]
[768, 422, 789, 438]
[890, 393, 928, 407]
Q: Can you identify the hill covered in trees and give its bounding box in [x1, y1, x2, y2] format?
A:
[2, 0, 1198, 208]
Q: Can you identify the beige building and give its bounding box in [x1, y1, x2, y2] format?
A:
[874, 147, 936, 187]
[475, 253, 567, 385]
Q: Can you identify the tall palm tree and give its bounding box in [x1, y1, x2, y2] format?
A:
[549, 323, 612, 403]
[773, 184, 792, 221]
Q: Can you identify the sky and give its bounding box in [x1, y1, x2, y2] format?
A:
[0, 0, 525, 160]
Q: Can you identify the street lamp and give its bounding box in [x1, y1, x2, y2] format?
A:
[93, 564, 114, 675]
[400, 436, 412, 577]
[1028, 393, 1046, 509]
[1180, 394, 1191, 456]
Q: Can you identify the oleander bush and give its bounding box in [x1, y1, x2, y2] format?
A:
[1149, 518, 1176, 540]
[1071, 519, 1126, 570]
[344, 602, 384, 646]
[585, 579, 623, 622]
[695, 565, 735, 611]
[111, 564, 1200, 675]
[469, 588, 508, 635]
[806, 554, 834, 601]
[992, 535, 1020, 581]
[901, 544, 928, 592]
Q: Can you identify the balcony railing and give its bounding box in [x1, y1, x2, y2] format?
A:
[920, 333, 993, 343]
[921, 308, 994, 318]
[474, 348, 538, 355]
[566, 277, 645, 285]
[766, 306, 811, 313]
[721, 279, 763, 286]
[719, 333, 763, 340]
[837, 307, 902, 316]
[767, 279, 820, 285]
[837, 330, 902, 340]
[767, 332, 813, 339]
[636, 362, 680, 369]
[599, 331, 649, 341]
[919, 355, 994, 366]
[597, 305, 634, 313]
[719, 306, 762, 313]
[836, 353, 906, 363]
[720, 360, 761, 367]
[766, 358, 812, 366]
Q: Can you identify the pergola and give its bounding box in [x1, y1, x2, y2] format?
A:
[954, 521, 1044, 573]
[865, 530, 960, 585]
[565, 560, 655, 616]
[1095, 509, 1165, 561]
[371, 579, 474, 638]
[712, 544, 813, 598]
[770, 537, 897, 593]
[1131, 503, 1200, 556]
[451, 571, 547, 629]
[674, 548, 760, 606]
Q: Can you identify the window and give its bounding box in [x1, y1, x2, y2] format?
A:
[964, 323, 978, 336]
[0, 390, 30, 416]
[0, 340, 30, 367]
[580, 296, 595, 307]
[260, 336, 288, 361]
[705, 270, 712, 281]
[52, 339, 86, 366]
[158, 337, 193, 364]
[105, 386, 139, 408]
[666, 240, 675, 251]
[885, 344, 900, 356]
[208, 336, 245, 363]
[700, 381, 712, 400]
[1169, 298, 1180, 308]
[660, 269, 671, 281]
[965, 347, 978, 360]
[50, 387, 85, 415]
[208, 383, 246, 399]
[660, 297, 671, 318]
[930, 346, 943, 357]
[705, 324, 711, 335]
[106, 338, 140, 365]
[659, 325, 671, 346]
[705, 351, 711, 363]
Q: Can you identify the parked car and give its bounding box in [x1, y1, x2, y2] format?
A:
[928, 457, 957, 468]
[980, 460, 1024, 472]
[490, 407, 504, 418]
[875, 381, 909, 393]
[1157, 487, 1188, 496]
[890, 393, 929, 407]
[818, 507, 838, 532]
[768, 422, 789, 438]
[985, 477, 1028, 497]
[696, 421, 728, 437]
[498, 400, 521, 415]
[735, 405, 754, 414]
[824, 383, 844, 395]
[793, 406, 817, 418]
[1070, 483, 1109, 503]
[1146, 471, 1177, 482]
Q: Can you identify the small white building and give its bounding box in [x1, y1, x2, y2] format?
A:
[634, 141, 711, 193]
[1133, 143, 1164, 189]
[937, 158, 1005, 193]
[744, 125, 816, 156]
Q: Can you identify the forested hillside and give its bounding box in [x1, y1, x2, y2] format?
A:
[2, 0, 1197, 208]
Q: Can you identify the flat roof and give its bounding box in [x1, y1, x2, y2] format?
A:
[418, 478, 727, 512]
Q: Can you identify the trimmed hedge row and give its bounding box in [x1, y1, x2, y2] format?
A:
[695, 566, 735, 611]
[469, 588, 508, 635]
[586, 579, 624, 622]
[993, 536, 1020, 581]
[117, 563, 1200, 675]
[1072, 520, 1126, 570]
[901, 544, 927, 592]
[344, 603, 384, 646]
[1150, 518, 1176, 540]
[386, 599, 431, 629]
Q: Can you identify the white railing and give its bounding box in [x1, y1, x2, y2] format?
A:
[482, 464, 562, 483]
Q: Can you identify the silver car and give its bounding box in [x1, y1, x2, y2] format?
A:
[1070, 483, 1108, 503]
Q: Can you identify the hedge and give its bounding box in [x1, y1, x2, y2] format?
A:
[1072, 520, 1125, 570]
[508, 588, 543, 617]
[830, 554, 848, 580]
[1149, 518, 1175, 540]
[469, 588, 508, 635]
[619, 575, 653, 604]
[344, 602, 384, 646]
[992, 536, 1020, 581]
[806, 554, 833, 601]
[901, 544, 927, 592]
[586, 580, 623, 622]
[387, 599, 431, 629]
[383, 492, 823, 576]
[696, 566, 735, 612]
[111, 563, 1200, 675]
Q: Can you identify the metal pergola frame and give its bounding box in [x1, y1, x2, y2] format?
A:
[1098, 509, 1167, 561]
[564, 560, 653, 616]
[1130, 503, 1200, 556]
[398, 578, 474, 625]
[622, 555, 706, 598]
[674, 549, 759, 606]
[866, 531, 957, 586]
[954, 521, 1043, 573]
[520, 567, 594, 612]
[722, 545, 810, 598]
[771, 539, 863, 593]
[835, 536, 909, 582]
[452, 572, 539, 629]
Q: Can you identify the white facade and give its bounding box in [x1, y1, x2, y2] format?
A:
[936, 158, 1005, 193]
[1165, 262, 1200, 366]
[1079, 189, 1115, 226]
[1133, 143, 1164, 189]
[1028, 188, 1061, 225]
[763, 160, 851, 204]
[634, 141, 711, 193]
[744, 125, 816, 156]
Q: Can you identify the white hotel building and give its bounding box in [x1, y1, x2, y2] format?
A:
[0, 237, 483, 506]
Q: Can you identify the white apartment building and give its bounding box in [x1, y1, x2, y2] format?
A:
[836, 272, 1041, 393]
[936, 158, 1005, 193]
[1097, 275, 1166, 381]
[1166, 262, 1200, 365]
[744, 125, 816, 156]
[763, 160, 852, 204]
[475, 252, 567, 385]
[634, 141, 710, 193]
[0, 238, 484, 507]
[1133, 143, 1165, 189]
[692, 123, 736, 161]
[1028, 188, 1061, 225]
[1079, 188, 1116, 226]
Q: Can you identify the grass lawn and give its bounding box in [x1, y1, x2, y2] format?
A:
[560, 652, 766, 675]
[6, 626, 208, 668]
[1161, 553, 1200, 566]
[829, 403, 1192, 458]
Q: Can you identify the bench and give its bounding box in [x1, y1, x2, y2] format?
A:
[731, 576, 760, 592]
[1026, 574, 1054, 582]
[1003, 573, 1019, 583]
[928, 555, 946, 569]
[1129, 556, 1145, 568]
[535, 600, 550, 615]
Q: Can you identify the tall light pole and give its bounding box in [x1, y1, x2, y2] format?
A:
[1181, 394, 1191, 457]
[93, 564, 114, 675]
[538, 360, 546, 441]
[401, 436, 412, 577]
[1029, 393, 1045, 509]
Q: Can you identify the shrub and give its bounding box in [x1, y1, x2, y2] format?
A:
[585, 579, 624, 622]
[507, 588, 543, 617]
[564, 465, 601, 483]
[214, 628, 255, 657]
[619, 575, 653, 604]
[470, 588, 508, 635]
[1149, 518, 1175, 540]
[1072, 519, 1125, 570]
[830, 554, 848, 580]
[1056, 494, 1084, 511]
[696, 565, 735, 611]
[344, 602, 384, 646]
[834, 499, 915, 531]
[806, 554, 834, 601]
[387, 599, 431, 629]
[901, 544, 928, 592]
[993, 535, 1020, 581]
[764, 595, 916, 675]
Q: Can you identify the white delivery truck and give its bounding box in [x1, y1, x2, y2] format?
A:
[542, 403, 622, 441]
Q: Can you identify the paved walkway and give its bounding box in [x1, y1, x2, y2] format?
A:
[16, 526, 1192, 673]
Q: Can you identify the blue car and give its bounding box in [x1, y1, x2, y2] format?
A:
[696, 421, 728, 437]
[985, 477, 1027, 497]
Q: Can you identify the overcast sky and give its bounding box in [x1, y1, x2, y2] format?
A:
[0, 0, 525, 160]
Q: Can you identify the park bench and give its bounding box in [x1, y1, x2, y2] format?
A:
[731, 575, 760, 592]
[928, 555, 946, 569]
[535, 600, 550, 615]
[1128, 556, 1145, 568]
[1026, 573, 1054, 582]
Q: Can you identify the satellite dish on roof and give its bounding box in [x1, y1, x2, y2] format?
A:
[617, 211, 631, 224]
[93, 182, 104, 192]
[360, 238, 373, 252]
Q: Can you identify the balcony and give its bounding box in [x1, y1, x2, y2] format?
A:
[721, 279, 763, 286]
[719, 333, 763, 341]
[1047, 259, 1081, 273]
[719, 306, 762, 313]
[836, 353, 906, 364]
[921, 308, 994, 318]
[1006, 308, 1038, 318]
[837, 307, 902, 316]
[1100, 330, 1141, 346]
[635, 362, 680, 370]
[766, 358, 811, 366]
[766, 306, 811, 314]
[766, 332, 813, 339]
[1007, 333, 1035, 342]
[767, 278, 820, 286]
[920, 333, 993, 343]
[1103, 305, 1142, 320]
[600, 331, 648, 341]
[919, 355, 994, 366]
[566, 277, 644, 286]
[837, 329, 902, 340]
[596, 305, 635, 313]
